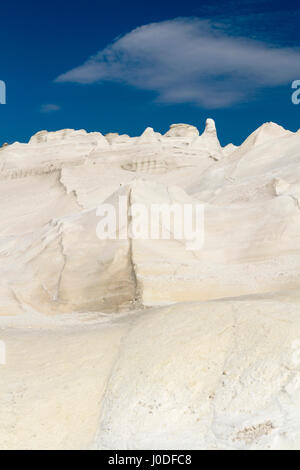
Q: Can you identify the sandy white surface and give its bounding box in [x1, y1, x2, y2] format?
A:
[1, 120, 300, 449]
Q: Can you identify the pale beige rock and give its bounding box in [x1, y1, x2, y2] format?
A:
[164, 123, 199, 139]
[1, 119, 300, 450]
[93, 297, 300, 450]
[273, 177, 290, 196]
[190, 118, 222, 158]
[1, 296, 300, 450]
[1, 120, 300, 310]
[0, 204, 136, 315]
[137, 127, 161, 144]
[222, 142, 238, 157]
[0, 317, 130, 450]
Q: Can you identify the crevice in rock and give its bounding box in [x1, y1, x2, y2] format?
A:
[54, 230, 67, 303]
[128, 187, 143, 309]
[57, 169, 85, 210]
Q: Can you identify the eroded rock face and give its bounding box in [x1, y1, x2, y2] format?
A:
[2, 296, 300, 450]
[191, 118, 222, 157]
[2, 120, 300, 313]
[93, 298, 300, 450]
[1, 120, 300, 450]
[0, 207, 136, 315]
[164, 123, 199, 138]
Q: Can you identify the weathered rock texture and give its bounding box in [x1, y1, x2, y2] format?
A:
[1, 119, 300, 449]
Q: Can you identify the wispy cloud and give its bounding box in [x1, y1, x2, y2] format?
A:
[40, 104, 61, 113]
[55, 17, 300, 108]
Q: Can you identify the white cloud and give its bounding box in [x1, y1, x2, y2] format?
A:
[55, 18, 300, 108]
[40, 104, 61, 113]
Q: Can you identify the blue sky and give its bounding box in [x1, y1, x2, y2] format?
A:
[0, 0, 299, 146]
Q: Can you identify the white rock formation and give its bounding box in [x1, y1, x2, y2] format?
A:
[1, 120, 300, 449]
[137, 126, 161, 144]
[93, 297, 300, 450]
[165, 123, 199, 139]
[222, 142, 238, 157]
[190, 118, 223, 159]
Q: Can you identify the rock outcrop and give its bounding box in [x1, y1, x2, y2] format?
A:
[1, 119, 300, 450]
[2, 120, 300, 312]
